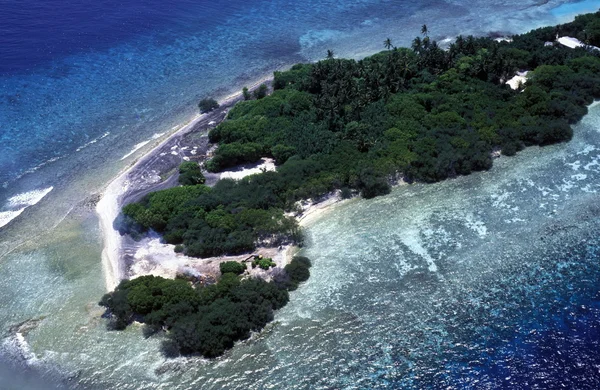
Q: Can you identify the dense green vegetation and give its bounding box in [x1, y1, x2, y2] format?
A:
[209, 17, 600, 186]
[122, 181, 300, 257]
[100, 255, 312, 358]
[178, 161, 205, 186]
[254, 83, 268, 99]
[219, 261, 246, 275]
[251, 256, 276, 270]
[281, 256, 312, 291]
[243, 86, 251, 101]
[124, 13, 600, 259]
[106, 14, 600, 358]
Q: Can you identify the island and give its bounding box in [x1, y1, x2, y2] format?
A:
[100, 11, 600, 358]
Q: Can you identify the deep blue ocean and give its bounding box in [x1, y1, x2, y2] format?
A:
[0, 0, 596, 225]
[1, 0, 600, 389]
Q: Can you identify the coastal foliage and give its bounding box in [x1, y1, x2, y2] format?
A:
[242, 86, 251, 101]
[123, 181, 301, 257]
[198, 98, 219, 114]
[553, 12, 600, 47]
[208, 15, 600, 189]
[219, 261, 247, 275]
[177, 161, 205, 186]
[252, 256, 276, 270]
[123, 12, 600, 258]
[281, 256, 312, 291]
[253, 83, 268, 100]
[100, 257, 312, 358]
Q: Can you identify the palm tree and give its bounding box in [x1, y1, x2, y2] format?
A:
[399, 52, 415, 79]
[412, 36, 422, 53]
[421, 24, 428, 36]
[455, 35, 465, 51]
[422, 36, 430, 50]
[326, 49, 335, 59]
[384, 38, 393, 50]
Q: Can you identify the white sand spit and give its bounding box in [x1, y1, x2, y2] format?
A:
[96, 175, 128, 291]
[557, 36, 600, 51]
[97, 75, 276, 291]
[296, 192, 347, 227]
[219, 158, 276, 180]
[558, 36, 585, 49]
[129, 236, 292, 281]
[506, 71, 528, 90]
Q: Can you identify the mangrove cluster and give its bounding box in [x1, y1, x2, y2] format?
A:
[100, 256, 312, 358]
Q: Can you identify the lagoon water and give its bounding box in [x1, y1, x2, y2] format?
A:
[1, 0, 600, 388]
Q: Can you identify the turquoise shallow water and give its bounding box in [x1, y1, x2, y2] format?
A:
[552, 0, 600, 17]
[12, 93, 597, 390]
[1, 0, 600, 388]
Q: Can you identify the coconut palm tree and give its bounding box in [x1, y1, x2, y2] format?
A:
[412, 36, 422, 53]
[422, 36, 431, 50]
[421, 24, 428, 36]
[384, 38, 394, 50]
[326, 49, 335, 59]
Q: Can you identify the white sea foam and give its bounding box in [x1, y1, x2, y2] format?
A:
[0, 209, 26, 229]
[120, 140, 150, 160]
[1, 333, 38, 366]
[120, 133, 165, 160]
[299, 29, 345, 49]
[400, 228, 439, 273]
[577, 145, 596, 155]
[13, 156, 63, 182]
[0, 187, 54, 229]
[14, 333, 38, 364]
[7, 187, 54, 208]
[464, 214, 488, 238]
[76, 131, 110, 152]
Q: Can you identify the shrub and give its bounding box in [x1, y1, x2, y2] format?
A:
[198, 98, 220, 113]
[360, 176, 391, 199]
[340, 187, 353, 199]
[252, 256, 276, 270]
[208, 142, 264, 171]
[219, 261, 246, 275]
[271, 144, 296, 165]
[253, 84, 268, 99]
[283, 256, 312, 290]
[242, 87, 251, 101]
[178, 161, 205, 186]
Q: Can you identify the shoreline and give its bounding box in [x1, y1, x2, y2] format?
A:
[109, 195, 351, 287]
[97, 16, 600, 290]
[97, 75, 274, 291]
[96, 59, 375, 290]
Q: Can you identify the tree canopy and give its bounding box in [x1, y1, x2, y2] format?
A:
[106, 12, 600, 358]
[100, 257, 312, 358]
[198, 98, 220, 113]
[178, 161, 205, 186]
[123, 12, 600, 258]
